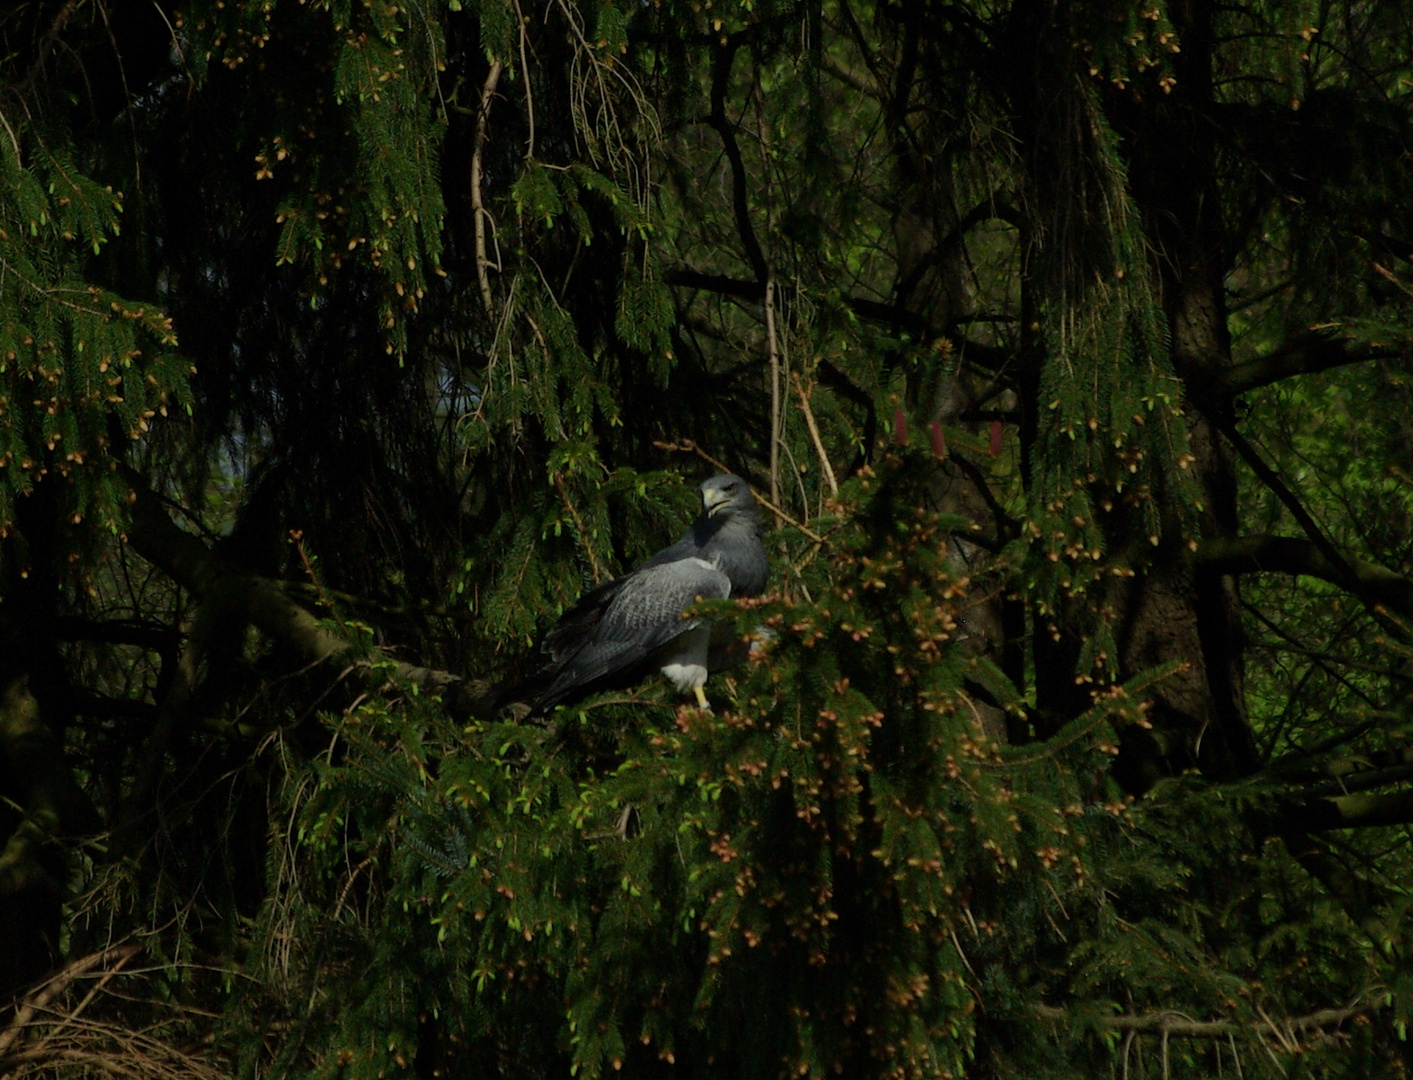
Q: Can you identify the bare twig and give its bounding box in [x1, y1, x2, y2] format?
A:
[512, 0, 535, 161]
[1208, 332, 1390, 399]
[793, 373, 838, 496]
[0, 946, 142, 1057]
[651, 439, 825, 543]
[471, 58, 505, 319]
[766, 275, 783, 527]
[1035, 998, 1379, 1040]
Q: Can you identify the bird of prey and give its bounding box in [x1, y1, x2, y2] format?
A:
[527, 474, 768, 714]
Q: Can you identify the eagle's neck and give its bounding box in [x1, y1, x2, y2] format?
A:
[694, 511, 767, 597]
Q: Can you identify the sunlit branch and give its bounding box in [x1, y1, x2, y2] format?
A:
[471, 57, 504, 319]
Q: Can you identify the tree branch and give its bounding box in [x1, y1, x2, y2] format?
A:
[661, 268, 1013, 368]
[1035, 998, 1381, 1039]
[707, 40, 768, 284]
[121, 472, 493, 717]
[1245, 789, 1413, 837]
[1290, 788, 1413, 830]
[1203, 332, 1394, 399]
[1265, 740, 1413, 786]
[1215, 423, 1363, 599]
[471, 58, 505, 319]
[1195, 534, 1413, 623]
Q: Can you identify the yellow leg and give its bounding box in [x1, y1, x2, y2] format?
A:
[693, 685, 710, 710]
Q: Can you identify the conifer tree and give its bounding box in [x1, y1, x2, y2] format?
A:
[1, 1, 1412, 1078]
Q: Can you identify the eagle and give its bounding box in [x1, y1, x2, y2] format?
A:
[527, 474, 768, 714]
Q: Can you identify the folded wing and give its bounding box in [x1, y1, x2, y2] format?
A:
[530, 557, 731, 713]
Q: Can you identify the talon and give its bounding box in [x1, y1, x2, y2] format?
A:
[693, 685, 710, 710]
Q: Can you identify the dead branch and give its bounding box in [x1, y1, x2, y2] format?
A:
[0, 946, 141, 1058]
[1035, 998, 1379, 1041]
[766, 275, 783, 527]
[652, 439, 825, 543]
[472, 58, 504, 319]
[794, 373, 839, 496]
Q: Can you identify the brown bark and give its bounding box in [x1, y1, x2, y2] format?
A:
[999, 0, 1257, 780]
[1106, 0, 1257, 787]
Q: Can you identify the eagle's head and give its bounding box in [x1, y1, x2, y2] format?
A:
[700, 474, 756, 520]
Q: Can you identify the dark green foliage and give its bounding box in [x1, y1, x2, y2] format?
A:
[232, 467, 1094, 1077]
[0, 114, 187, 556]
[223, 463, 1390, 1079]
[4, 1, 1413, 1079]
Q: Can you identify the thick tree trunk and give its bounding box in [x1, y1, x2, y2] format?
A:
[1112, 0, 1258, 787]
[1003, 0, 1258, 783]
[0, 490, 100, 1000]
